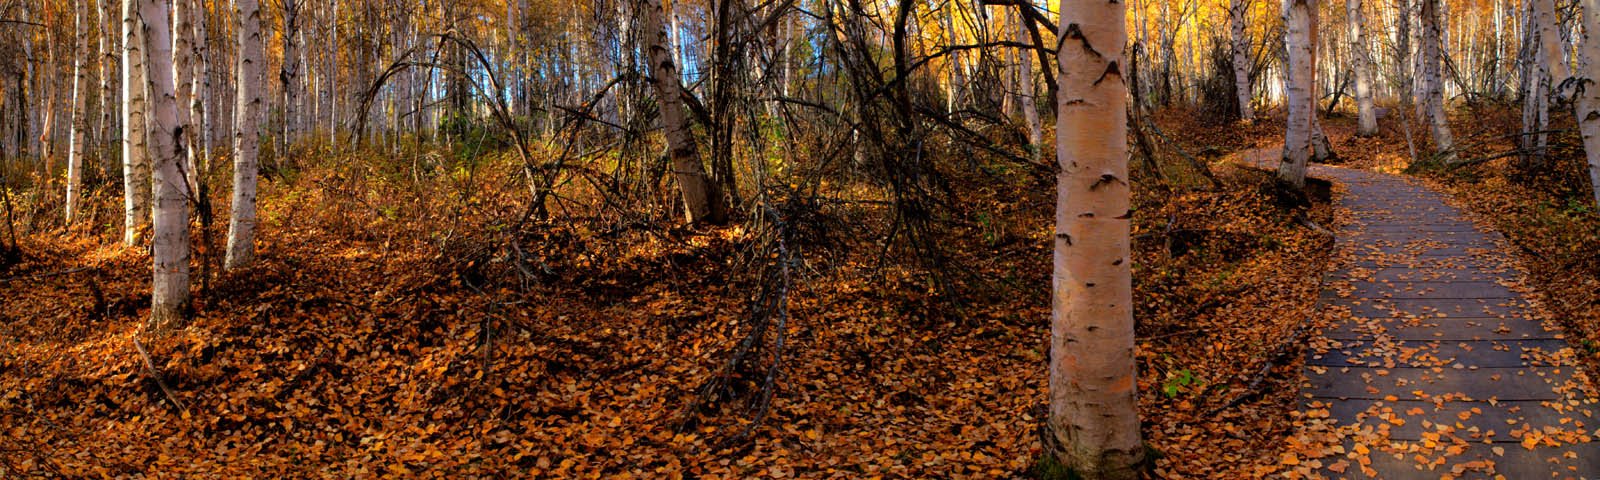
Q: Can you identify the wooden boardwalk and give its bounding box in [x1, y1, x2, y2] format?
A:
[1277, 158, 1600, 478]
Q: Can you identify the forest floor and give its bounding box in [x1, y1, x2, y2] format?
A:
[17, 108, 1567, 478]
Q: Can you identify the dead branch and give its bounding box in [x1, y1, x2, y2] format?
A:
[133, 338, 190, 415]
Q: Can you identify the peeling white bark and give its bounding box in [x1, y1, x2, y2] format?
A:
[226, 0, 265, 270]
[1050, 1, 1142, 478]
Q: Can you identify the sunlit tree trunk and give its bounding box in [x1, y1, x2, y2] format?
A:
[1576, 0, 1600, 206]
[226, 0, 265, 270]
[66, 0, 90, 226]
[639, 0, 727, 225]
[1230, 0, 1255, 121]
[1049, 1, 1142, 478]
[122, 0, 151, 246]
[141, 0, 191, 330]
[98, 0, 118, 181]
[1348, 0, 1378, 136]
[1396, 0, 1414, 111]
[281, 0, 302, 151]
[173, 0, 195, 180]
[1535, 0, 1570, 83]
[191, 0, 211, 170]
[1014, 8, 1041, 158]
[1420, 0, 1455, 160]
[1280, 0, 1315, 189]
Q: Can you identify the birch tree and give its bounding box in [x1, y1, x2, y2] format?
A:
[99, 0, 117, 174]
[1576, 0, 1600, 206]
[141, 0, 191, 329]
[1420, 0, 1455, 160]
[227, 0, 265, 270]
[1049, 0, 1142, 477]
[190, 0, 211, 172]
[1013, 8, 1041, 158]
[639, 0, 727, 225]
[1524, 0, 1568, 164]
[122, 0, 151, 246]
[1279, 0, 1315, 189]
[1348, 0, 1377, 136]
[281, 0, 302, 149]
[174, 0, 195, 173]
[66, 1, 89, 225]
[1229, 0, 1255, 121]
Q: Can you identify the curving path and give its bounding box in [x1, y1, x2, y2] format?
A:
[1242, 149, 1600, 479]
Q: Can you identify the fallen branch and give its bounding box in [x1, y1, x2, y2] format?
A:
[1298, 217, 1333, 237]
[0, 266, 95, 284]
[133, 338, 189, 415]
[1204, 318, 1316, 417]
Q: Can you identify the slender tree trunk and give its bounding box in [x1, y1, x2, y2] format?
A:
[1280, 0, 1316, 189]
[1349, 0, 1378, 136]
[227, 0, 265, 270]
[1536, 0, 1570, 83]
[192, 0, 211, 169]
[173, 0, 196, 182]
[67, 1, 90, 226]
[1576, 0, 1600, 206]
[1014, 7, 1040, 158]
[141, 0, 191, 330]
[98, 0, 118, 182]
[639, 0, 727, 225]
[281, 0, 301, 152]
[1049, 1, 1142, 478]
[1421, 0, 1456, 160]
[1397, 0, 1414, 111]
[1230, 0, 1255, 121]
[122, 0, 152, 246]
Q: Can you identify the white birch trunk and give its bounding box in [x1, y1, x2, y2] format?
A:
[1575, 0, 1600, 206]
[281, 1, 301, 149]
[1049, 1, 1141, 477]
[192, 0, 210, 168]
[1348, 0, 1378, 136]
[226, 0, 265, 270]
[67, 1, 90, 225]
[640, 0, 726, 224]
[122, 0, 151, 246]
[98, 0, 117, 178]
[1421, 0, 1456, 159]
[1230, 0, 1255, 121]
[1280, 0, 1315, 189]
[173, 0, 195, 183]
[1536, 0, 1571, 85]
[1014, 9, 1041, 158]
[141, 0, 191, 330]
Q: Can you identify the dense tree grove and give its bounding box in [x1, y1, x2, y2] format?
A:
[5, 0, 1600, 477]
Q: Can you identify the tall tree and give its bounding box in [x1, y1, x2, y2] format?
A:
[1420, 0, 1455, 160]
[1279, 0, 1316, 189]
[638, 0, 728, 225]
[1229, 0, 1255, 121]
[66, 0, 90, 225]
[227, 0, 265, 270]
[1013, 8, 1041, 157]
[98, 0, 118, 181]
[190, 0, 211, 171]
[1576, 0, 1600, 206]
[281, 0, 302, 150]
[1524, 0, 1567, 164]
[1348, 0, 1378, 136]
[140, 0, 191, 329]
[122, 0, 151, 246]
[1049, 0, 1142, 478]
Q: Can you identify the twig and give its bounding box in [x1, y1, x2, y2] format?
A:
[1298, 217, 1333, 237]
[0, 266, 94, 283]
[133, 338, 189, 415]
